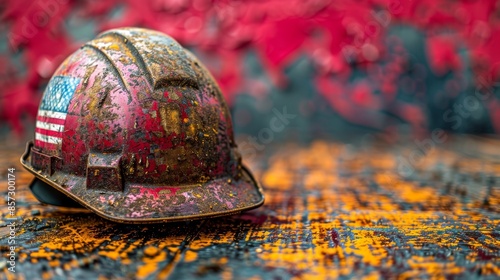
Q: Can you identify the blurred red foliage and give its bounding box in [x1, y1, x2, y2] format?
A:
[1, 0, 500, 135]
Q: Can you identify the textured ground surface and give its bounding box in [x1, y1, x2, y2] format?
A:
[0, 137, 499, 279]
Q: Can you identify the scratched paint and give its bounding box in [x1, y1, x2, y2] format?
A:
[1, 138, 500, 279]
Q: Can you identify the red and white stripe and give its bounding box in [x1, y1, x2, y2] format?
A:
[35, 109, 67, 148]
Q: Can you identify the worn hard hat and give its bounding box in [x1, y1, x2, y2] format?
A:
[21, 27, 264, 223]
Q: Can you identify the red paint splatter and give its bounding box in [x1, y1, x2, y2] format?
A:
[331, 229, 340, 247]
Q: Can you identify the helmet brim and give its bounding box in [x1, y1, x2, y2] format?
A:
[21, 142, 264, 223]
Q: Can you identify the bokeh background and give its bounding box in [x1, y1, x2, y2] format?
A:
[1, 0, 500, 145]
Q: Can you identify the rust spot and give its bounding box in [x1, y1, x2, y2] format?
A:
[159, 105, 181, 134]
[109, 44, 120, 51]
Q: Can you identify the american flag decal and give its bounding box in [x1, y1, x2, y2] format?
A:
[35, 76, 80, 148]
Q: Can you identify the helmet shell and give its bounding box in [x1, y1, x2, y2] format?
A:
[21, 28, 264, 223]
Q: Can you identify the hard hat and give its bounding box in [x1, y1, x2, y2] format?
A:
[21, 27, 264, 223]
